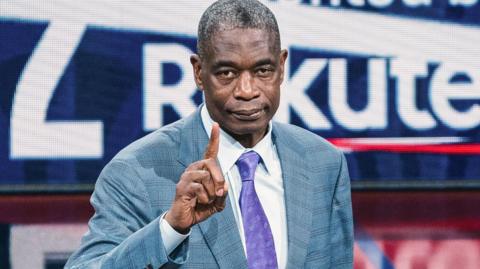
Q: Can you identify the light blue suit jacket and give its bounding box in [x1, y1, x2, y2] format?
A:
[65, 110, 353, 269]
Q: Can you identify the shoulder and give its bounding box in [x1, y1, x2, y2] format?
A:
[112, 117, 188, 165]
[273, 122, 339, 152]
[272, 121, 343, 163]
[94, 116, 191, 194]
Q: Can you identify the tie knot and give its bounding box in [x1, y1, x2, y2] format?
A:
[236, 151, 260, 182]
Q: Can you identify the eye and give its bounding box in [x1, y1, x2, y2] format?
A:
[256, 66, 274, 77]
[216, 70, 236, 80]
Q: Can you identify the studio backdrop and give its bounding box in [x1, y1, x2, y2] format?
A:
[1, 0, 479, 191]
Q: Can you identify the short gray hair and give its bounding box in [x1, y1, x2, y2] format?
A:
[197, 0, 281, 58]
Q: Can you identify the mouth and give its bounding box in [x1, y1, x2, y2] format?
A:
[230, 108, 264, 121]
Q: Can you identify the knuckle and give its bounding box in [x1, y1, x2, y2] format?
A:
[181, 171, 191, 179]
[191, 182, 202, 191]
[187, 160, 204, 170]
[180, 170, 194, 181]
[204, 158, 214, 166]
[175, 183, 186, 195]
[199, 170, 210, 177]
[186, 163, 196, 171]
[213, 174, 225, 184]
[198, 196, 209, 204]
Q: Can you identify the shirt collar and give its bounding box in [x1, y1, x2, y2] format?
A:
[200, 104, 275, 175]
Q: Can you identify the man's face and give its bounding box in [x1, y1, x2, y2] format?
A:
[191, 28, 288, 146]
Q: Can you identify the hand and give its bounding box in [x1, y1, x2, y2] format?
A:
[165, 122, 228, 234]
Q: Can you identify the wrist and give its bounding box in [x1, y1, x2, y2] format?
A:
[164, 211, 191, 235]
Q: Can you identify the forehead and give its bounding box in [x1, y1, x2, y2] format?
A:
[205, 28, 277, 62]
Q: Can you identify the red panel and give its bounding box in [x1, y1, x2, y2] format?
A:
[0, 194, 93, 224]
[352, 191, 480, 268]
[2, 191, 480, 267]
[352, 191, 480, 233]
[2, 191, 480, 229]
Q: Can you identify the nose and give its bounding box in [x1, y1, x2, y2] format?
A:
[233, 71, 260, 100]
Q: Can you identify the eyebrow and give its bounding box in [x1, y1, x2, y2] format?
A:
[211, 58, 276, 70]
[212, 60, 238, 70]
[254, 58, 276, 67]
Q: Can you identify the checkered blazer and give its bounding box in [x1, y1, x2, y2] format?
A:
[65, 109, 353, 269]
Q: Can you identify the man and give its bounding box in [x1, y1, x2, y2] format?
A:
[65, 0, 353, 268]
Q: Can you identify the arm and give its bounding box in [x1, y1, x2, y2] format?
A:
[329, 153, 354, 268]
[64, 160, 189, 269]
[65, 123, 226, 269]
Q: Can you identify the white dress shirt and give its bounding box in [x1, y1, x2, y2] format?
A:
[160, 105, 288, 268]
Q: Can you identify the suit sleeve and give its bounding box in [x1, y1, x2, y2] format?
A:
[329, 152, 354, 268]
[64, 160, 189, 269]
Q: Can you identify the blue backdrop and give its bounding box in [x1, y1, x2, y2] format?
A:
[0, 0, 479, 189]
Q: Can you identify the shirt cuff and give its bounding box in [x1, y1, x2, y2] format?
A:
[159, 212, 191, 255]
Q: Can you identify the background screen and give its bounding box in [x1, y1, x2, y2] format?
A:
[1, 0, 479, 191]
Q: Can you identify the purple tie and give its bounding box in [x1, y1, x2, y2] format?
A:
[236, 151, 278, 269]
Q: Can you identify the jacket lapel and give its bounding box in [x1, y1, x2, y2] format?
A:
[273, 123, 315, 269]
[178, 110, 248, 269]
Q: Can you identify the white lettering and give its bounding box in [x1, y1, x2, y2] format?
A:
[143, 43, 197, 131]
[10, 22, 103, 159]
[368, 0, 395, 8]
[276, 58, 332, 130]
[329, 58, 387, 131]
[430, 64, 480, 130]
[449, 0, 478, 6]
[348, 0, 366, 7]
[391, 58, 437, 130]
[330, 0, 343, 6]
[10, 224, 87, 269]
[403, 0, 431, 7]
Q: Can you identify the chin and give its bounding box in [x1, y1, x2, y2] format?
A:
[225, 121, 268, 136]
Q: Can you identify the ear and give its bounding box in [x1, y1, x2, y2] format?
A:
[278, 49, 288, 84]
[190, 54, 204, 91]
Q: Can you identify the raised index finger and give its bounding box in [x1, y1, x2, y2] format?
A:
[204, 122, 220, 160]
